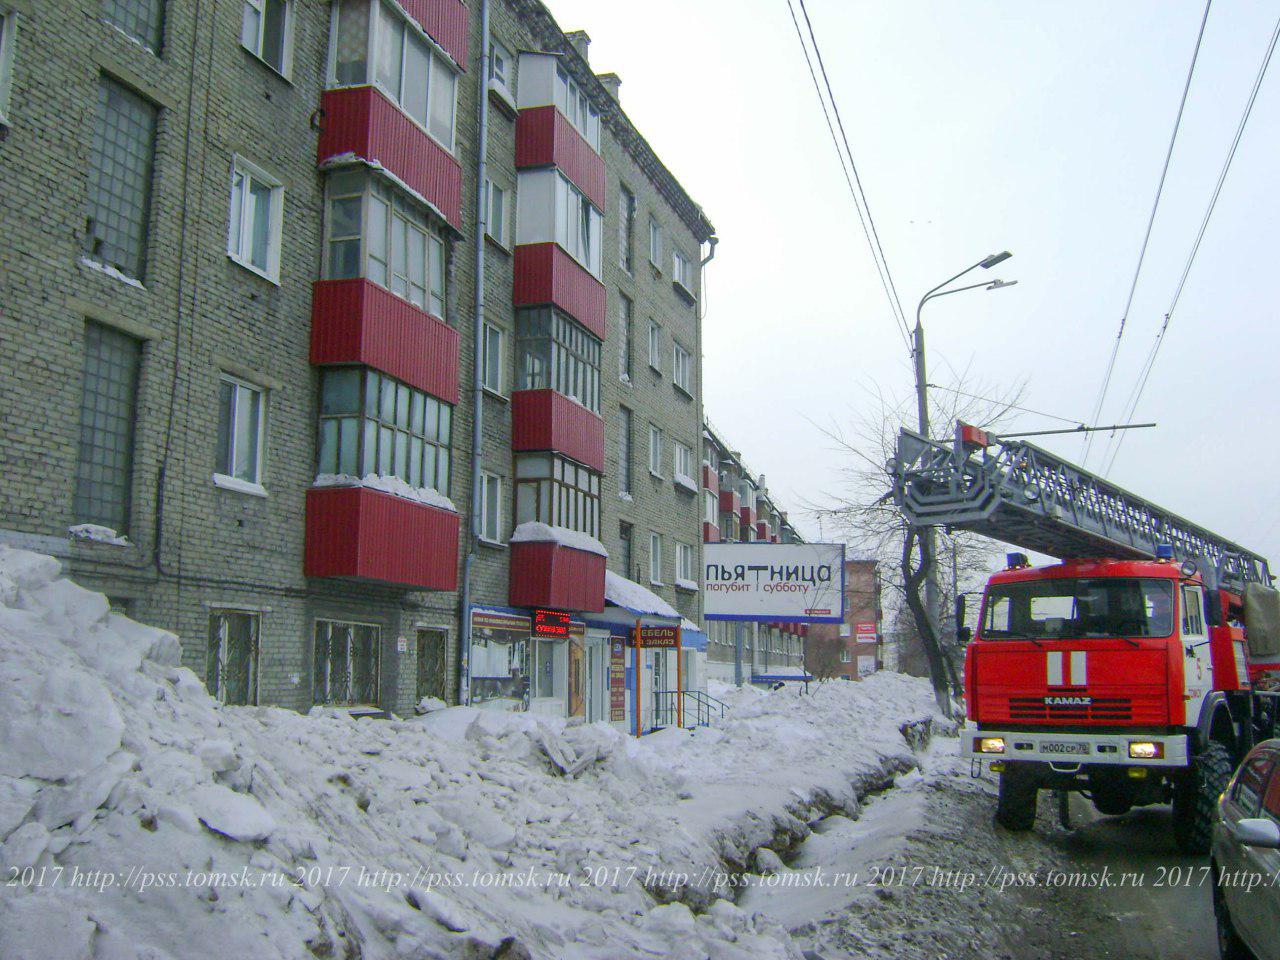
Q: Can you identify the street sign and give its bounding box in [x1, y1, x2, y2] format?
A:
[703, 542, 846, 623]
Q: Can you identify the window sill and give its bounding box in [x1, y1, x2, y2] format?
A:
[228, 253, 280, 286]
[241, 44, 293, 85]
[649, 580, 665, 588]
[618, 491, 634, 502]
[484, 232, 512, 256]
[478, 537, 507, 550]
[674, 579, 699, 594]
[648, 260, 662, 278]
[481, 385, 509, 403]
[212, 474, 268, 498]
[648, 363, 662, 376]
[488, 80, 517, 118]
[673, 382, 694, 400]
[648, 469, 664, 480]
[673, 279, 697, 305]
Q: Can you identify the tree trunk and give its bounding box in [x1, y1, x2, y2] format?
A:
[900, 527, 956, 717]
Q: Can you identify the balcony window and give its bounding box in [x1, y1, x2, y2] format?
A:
[515, 452, 600, 538]
[703, 490, 717, 525]
[516, 308, 601, 413]
[554, 65, 599, 151]
[554, 173, 602, 277]
[326, 170, 447, 318]
[330, 0, 457, 151]
[317, 367, 452, 496]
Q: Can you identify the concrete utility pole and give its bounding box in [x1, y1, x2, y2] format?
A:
[912, 252, 1014, 640]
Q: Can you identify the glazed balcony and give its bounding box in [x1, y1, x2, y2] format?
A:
[399, 0, 469, 67]
[510, 389, 605, 472]
[512, 242, 607, 339]
[740, 504, 754, 528]
[305, 486, 459, 591]
[311, 278, 459, 403]
[318, 87, 462, 230]
[515, 105, 606, 210]
[718, 489, 740, 516]
[701, 464, 719, 494]
[509, 541, 606, 612]
[703, 522, 720, 544]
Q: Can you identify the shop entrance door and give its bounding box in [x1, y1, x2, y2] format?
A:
[416, 629, 448, 704]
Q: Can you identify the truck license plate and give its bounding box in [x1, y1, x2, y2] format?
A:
[1041, 741, 1089, 756]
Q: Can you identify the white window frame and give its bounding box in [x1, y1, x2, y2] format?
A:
[618, 185, 635, 273]
[677, 542, 694, 582]
[648, 423, 663, 477]
[672, 248, 694, 294]
[481, 322, 503, 395]
[0, 8, 16, 126]
[672, 341, 692, 394]
[484, 177, 510, 248]
[648, 320, 661, 371]
[554, 64, 600, 151]
[214, 373, 267, 492]
[649, 532, 663, 586]
[480, 471, 503, 543]
[648, 216, 661, 269]
[488, 33, 515, 103]
[553, 172, 602, 278]
[703, 490, 717, 525]
[673, 440, 693, 480]
[241, 0, 294, 77]
[618, 292, 633, 380]
[228, 155, 284, 283]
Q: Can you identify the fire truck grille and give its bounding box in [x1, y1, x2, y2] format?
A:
[1006, 697, 1133, 722]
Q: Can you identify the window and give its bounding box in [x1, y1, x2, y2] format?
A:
[672, 342, 693, 394]
[207, 612, 259, 705]
[75, 322, 141, 534]
[228, 157, 283, 281]
[673, 441, 693, 481]
[484, 178, 509, 247]
[677, 542, 694, 583]
[618, 292, 633, 380]
[648, 217, 661, 267]
[479, 472, 502, 542]
[216, 374, 266, 485]
[649, 532, 662, 585]
[86, 77, 158, 281]
[554, 65, 599, 150]
[981, 578, 1175, 640]
[241, 0, 290, 75]
[1233, 753, 1274, 817]
[648, 321, 661, 370]
[516, 308, 601, 412]
[481, 322, 503, 394]
[648, 424, 662, 476]
[703, 490, 717, 525]
[839, 624, 852, 637]
[313, 619, 380, 706]
[618, 186, 635, 272]
[102, 0, 164, 52]
[1181, 585, 1205, 637]
[619, 521, 634, 579]
[514, 453, 600, 537]
[841, 649, 853, 663]
[326, 171, 447, 317]
[317, 367, 452, 495]
[554, 173, 602, 277]
[488, 34, 515, 99]
[0, 8, 13, 124]
[672, 248, 694, 292]
[618, 406, 633, 495]
[331, 0, 457, 151]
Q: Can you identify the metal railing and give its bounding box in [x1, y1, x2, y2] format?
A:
[652, 689, 728, 729]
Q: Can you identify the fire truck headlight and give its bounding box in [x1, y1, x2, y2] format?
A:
[975, 737, 1006, 754]
[1128, 741, 1163, 760]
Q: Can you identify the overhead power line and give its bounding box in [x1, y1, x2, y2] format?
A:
[925, 383, 1086, 427]
[784, 0, 912, 352]
[1103, 7, 1280, 476]
[1082, 0, 1213, 467]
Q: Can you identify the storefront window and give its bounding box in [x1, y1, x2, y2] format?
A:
[469, 636, 529, 709]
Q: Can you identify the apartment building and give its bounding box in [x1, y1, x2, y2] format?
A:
[699, 420, 808, 684]
[806, 556, 883, 680]
[0, 0, 712, 725]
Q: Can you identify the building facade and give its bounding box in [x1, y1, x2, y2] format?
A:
[0, 0, 712, 724]
[806, 557, 883, 680]
[699, 419, 809, 684]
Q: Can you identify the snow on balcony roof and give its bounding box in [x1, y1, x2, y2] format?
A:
[604, 570, 678, 619]
[510, 522, 608, 557]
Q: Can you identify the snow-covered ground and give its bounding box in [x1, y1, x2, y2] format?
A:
[0, 547, 942, 960]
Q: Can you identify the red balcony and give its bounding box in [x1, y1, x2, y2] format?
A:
[515, 106, 606, 210]
[703, 522, 720, 544]
[701, 464, 719, 494]
[740, 504, 754, 527]
[305, 486, 459, 591]
[513, 242, 606, 339]
[399, 0, 469, 67]
[509, 541, 606, 612]
[719, 489, 740, 515]
[318, 87, 462, 230]
[756, 522, 768, 540]
[311, 278, 459, 403]
[510, 389, 605, 472]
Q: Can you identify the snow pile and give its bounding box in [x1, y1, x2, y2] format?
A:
[509, 522, 608, 558]
[67, 524, 130, 546]
[0, 547, 939, 960]
[312, 473, 457, 513]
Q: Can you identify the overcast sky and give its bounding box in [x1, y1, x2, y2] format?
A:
[544, 0, 1280, 560]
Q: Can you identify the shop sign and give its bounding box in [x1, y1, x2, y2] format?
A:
[532, 608, 572, 638]
[609, 639, 626, 721]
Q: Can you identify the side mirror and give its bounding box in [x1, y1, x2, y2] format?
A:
[957, 626, 973, 643]
[1232, 818, 1280, 849]
[955, 594, 971, 643]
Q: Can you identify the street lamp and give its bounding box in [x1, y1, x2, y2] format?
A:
[910, 252, 1016, 680]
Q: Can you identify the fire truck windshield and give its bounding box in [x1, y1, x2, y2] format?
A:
[980, 577, 1175, 640]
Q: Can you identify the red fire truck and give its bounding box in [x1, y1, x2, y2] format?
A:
[891, 423, 1280, 852]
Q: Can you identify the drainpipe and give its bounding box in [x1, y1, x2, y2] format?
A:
[696, 235, 717, 680]
[458, 1, 491, 706]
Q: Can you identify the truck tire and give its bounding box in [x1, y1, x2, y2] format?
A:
[1172, 741, 1232, 855]
[1091, 790, 1132, 817]
[996, 766, 1038, 831]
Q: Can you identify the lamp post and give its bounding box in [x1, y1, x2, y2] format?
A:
[912, 252, 1015, 667]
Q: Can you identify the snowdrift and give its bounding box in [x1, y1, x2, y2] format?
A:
[0, 547, 940, 959]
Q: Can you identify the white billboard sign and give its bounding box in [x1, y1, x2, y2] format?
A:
[703, 543, 846, 622]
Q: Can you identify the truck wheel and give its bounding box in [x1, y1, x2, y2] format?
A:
[1172, 741, 1232, 855]
[996, 766, 1038, 831]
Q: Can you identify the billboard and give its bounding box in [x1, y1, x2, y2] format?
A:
[703, 543, 846, 622]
